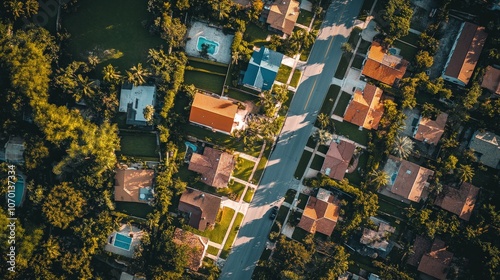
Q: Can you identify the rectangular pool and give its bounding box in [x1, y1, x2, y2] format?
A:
[114, 233, 132, 250]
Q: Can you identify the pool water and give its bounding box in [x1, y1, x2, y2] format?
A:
[197, 36, 219, 55]
[114, 233, 132, 250]
[388, 48, 398, 55]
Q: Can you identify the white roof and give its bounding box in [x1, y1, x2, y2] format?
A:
[119, 85, 156, 122]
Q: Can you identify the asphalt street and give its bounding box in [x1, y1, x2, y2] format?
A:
[220, 1, 364, 278]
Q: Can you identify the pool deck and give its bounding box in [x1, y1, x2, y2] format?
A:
[185, 21, 233, 64]
[104, 224, 144, 258]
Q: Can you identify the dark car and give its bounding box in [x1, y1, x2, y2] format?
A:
[269, 212, 276, 220]
[269, 206, 279, 220]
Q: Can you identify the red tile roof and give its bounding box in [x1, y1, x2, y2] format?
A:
[434, 182, 479, 221]
[321, 140, 356, 180]
[387, 156, 434, 202]
[178, 188, 222, 231]
[343, 84, 384, 130]
[417, 239, 454, 280]
[188, 147, 235, 189]
[414, 112, 448, 145]
[481, 66, 500, 94]
[114, 169, 154, 203]
[407, 235, 433, 267]
[361, 42, 409, 86]
[444, 22, 487, 85]
[189, 93, 238, 134]
[266, 0, 300, 35]
[172, 228, 208, 271]
[297, 196, 340, 236]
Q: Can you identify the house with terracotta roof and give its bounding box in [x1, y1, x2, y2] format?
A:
[172, 228, 208, 271]
[188, 147, 235, 188]
[320, 139, 356, 181]
[383, 156, 434, 203]
[361, 42, 409, 86]
[114, 168, 155, 203]
[178, 188, 222, 231]
[265, 0, 300, 36]
[119, 84, 156, 126]
[297, 190, 340, 236]
[189, 93, 238, 134]
[360, 218, 395, 252]
[434, 182, 479, 221]
[441, 22, 487, 86]
[343, 84, 384, 130]
[469, 130, 500, 169]
[242, 47, 284, 91]
[412, 112, 448, 145]
[417, 239, 454, 280]
[481, 66, 500, 95]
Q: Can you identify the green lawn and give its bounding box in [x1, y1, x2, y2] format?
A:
[318, 145, 329, 154]
[207, 245, 219, 256]
[319, 85, 341, 116]
[284, 189, 297, 204]
[334, 52, 353, 79]
[225, 88, 260, 103]
[333, 91, 352, 116]
[276, 206, 290, 225]
[357, 39, 372, 55]
[291, 227, 310, 242]
[184, 125, 262, 157]
[188, 58, 228, 74]
[294, 150, 313, 179]
[221, 212, 244, 259]
[220, 182, 246, 202]
[63, 0, 164, 75]
[184, 69, 226, 94]
[394, 40, 418, 60]
[290, 69, 302, 88]
[119, 131, 159, 159]
[332, 120, 369, 146]
[245, 22, 270, 46]
[399, 32, 420, 46]
[310, 154, 325, 170]
[253, 144, 271, 182]
[114, 202, 153, 219]
[198, 207, 235, 244]
[358, 0, 376, 20]
[297, 10, 314, 26]
[297, 193, 309, 210]
[234, 158, 256, 181]
[306, 136, 317, 148]
[347, 28, 362, 46]
[352, 54, 364, 69]
[243, 187, 255, 203]
[276, 65, 293, 84]
[377, 195, 409, 220]
[345, 152, 368, 186]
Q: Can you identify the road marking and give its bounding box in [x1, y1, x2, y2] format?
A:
[303, 78, 318, 110]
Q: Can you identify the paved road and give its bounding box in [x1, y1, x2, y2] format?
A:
[220, 1, 363, 279]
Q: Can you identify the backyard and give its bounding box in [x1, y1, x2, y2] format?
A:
[184, 58, 228, 94]
[119, 131, 159, 160]
[114, 202, 152, 219]
[297, 10, 314, 26]
[245, 22, 271, 47]
[332, 120, 369, 146]
[63, 0, 164, 75]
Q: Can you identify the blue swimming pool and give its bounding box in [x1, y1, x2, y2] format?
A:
[114, 233, 132, 250]
[197, 36, 219, 55]
[388, 48, 398, 55]
[5, 176, 25, 207]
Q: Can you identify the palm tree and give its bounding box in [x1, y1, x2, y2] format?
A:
[7, 0, 24, 19]
[231, 51, 240, 65]
[391, 135, 413, 159]
[457, 164, 474, 183]
[102, 64, 122, 84]
[368, 169, 390, 190]
[313, 129, 333, 145]
[126, 63, 150, 85]
[76, 74, 95, 99]
[24, 0, 39, 17]
[317, 113, 330, 129]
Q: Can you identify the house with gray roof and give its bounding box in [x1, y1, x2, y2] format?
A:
[469, 130, 500, 169]
[242, 47, 283, 92]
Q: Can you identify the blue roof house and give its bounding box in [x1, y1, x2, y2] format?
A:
[242, 47, 284, 92]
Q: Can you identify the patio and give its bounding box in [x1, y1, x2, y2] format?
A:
[186, 22, 234, 64]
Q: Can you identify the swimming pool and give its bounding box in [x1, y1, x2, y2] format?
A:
[388, 48, 398, 55]
[197, 36, 219, 55]
[5, 176, 25, 207]
[114, 233, 132, 251]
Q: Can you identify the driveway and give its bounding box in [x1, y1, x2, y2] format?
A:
[219, 0, 364, 279]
